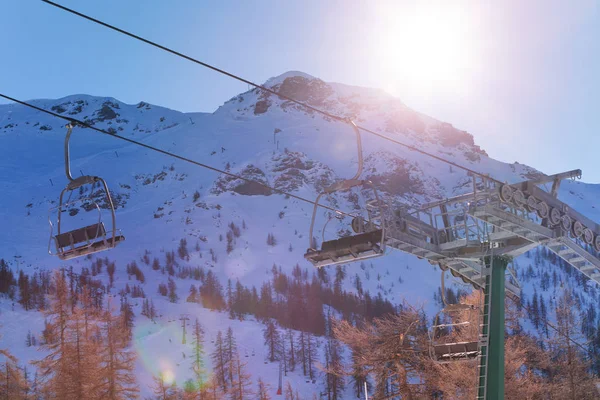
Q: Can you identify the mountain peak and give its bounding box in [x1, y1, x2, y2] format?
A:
[264, 71, 318, 87]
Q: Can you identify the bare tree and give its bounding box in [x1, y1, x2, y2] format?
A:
[256, 378, 271, 400]
[0, 344, 28, 399]
[228, 353, 252, 400]
[151, 372, 177, 400]
[96, 301, 139, 399]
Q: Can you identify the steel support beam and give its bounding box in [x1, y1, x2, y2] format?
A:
[511, 169, 581, 187]
[477, 256, 508, 400]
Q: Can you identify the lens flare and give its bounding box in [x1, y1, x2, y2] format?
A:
[133, 313, 215, 387]
[370, 1, 478, 97]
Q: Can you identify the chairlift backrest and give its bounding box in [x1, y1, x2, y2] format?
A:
[54, 222, 106, 248]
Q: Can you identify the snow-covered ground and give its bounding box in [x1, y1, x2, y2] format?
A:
[1, 71, 599, 398]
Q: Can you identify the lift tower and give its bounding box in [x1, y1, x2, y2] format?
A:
[305, 168, 600, 400]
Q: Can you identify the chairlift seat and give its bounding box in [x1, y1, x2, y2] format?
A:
[432, 341, 479, 363]
[54, 222, 124, 260]
[305, 229, 383, 267]
[443, 303, 476, 313]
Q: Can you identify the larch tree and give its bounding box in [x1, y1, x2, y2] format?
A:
[65, 307, 99, 399]
[263, 320, 281, 362]
[228, 353, 252, 400]
[190, 318, 206, 391]
[333, 304, 429, 400]
[17, 270, 31, 311]
[0, 344, 28, 399]
[205, 375, 225, 400]
[227, 280, 234, 319]
[151, 372, 177, 400]
[210, 331, 228, 392]
[280, 328, 288, 375]
[95, 302, 139, 399]
[33, 271, 74, 399]
[322, 337, 345, 400]
[546, 289, 597, 399]
[306, 332, 318, 381]
[79, 285, 98, 338]
[256, 378, 271, 400]
[349, 345, 368, 398]
[119, 297, 135, 342]
[167, 278, 178, 303]
[295, 330, 319, 380]
[284, 381, 294, 400]
[296, 331, 307, 377]
[224, 328, 237, 387]
[181, 379, 197, 400]
[285, 329, 296, 372]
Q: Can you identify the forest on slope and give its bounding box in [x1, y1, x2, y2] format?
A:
[1, 73, 600, 399]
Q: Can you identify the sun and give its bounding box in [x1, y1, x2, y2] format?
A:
[372, 2, 476, 95]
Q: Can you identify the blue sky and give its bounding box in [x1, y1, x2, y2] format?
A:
[1, 0, 599, 182]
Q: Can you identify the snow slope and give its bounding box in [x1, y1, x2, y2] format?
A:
[1, 72, 599, 398]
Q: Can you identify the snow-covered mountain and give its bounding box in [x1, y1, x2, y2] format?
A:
[1, 71, 599, 398]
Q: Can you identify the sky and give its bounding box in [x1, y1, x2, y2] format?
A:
[1, 0, 599, 183]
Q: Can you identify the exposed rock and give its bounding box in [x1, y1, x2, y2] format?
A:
[435, 122, 487, 156]
[51, 100, 88, 116]
[385, 108, 425, 134]
[274, 168, 307, 192]
[276, 76, 333, 106]
[254, 100, 270, 115]
[51, 104, 67, 114]
[270, 150, 335, 193]
[97, 104, 118, 121]
[212, 164, 272, 196]
[363, 152, 444, 201]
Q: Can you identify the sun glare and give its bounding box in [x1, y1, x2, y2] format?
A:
[373, 2, 476, 95]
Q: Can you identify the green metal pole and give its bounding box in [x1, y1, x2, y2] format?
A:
[486, 256, 508, 400]
[476, 273, 490, 400]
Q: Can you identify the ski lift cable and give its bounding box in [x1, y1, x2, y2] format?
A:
[40, 0, 504, 185]
[0, 93, 354, 218]
[6, 84, 590, 357]
[11, 9, 595, 358]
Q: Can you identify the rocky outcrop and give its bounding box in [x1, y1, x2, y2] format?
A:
[212, 164, 272, 196]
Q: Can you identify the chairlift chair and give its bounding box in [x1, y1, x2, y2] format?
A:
[304, 120, 386, 267]
[48, 123, 124, 260]
[429, 272, 480, 363]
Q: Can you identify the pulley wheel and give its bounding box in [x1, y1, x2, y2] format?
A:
[499, 184, 513, 203]
[351, 216, 364, 234]
[561, 214, 572, 231]
[571, 220, 584, 238]
[595, 234, 600, 252]
[583, 228, 594, 245]
[526, 195, 538, 212]
[549, 207, 562, 226]
[513, 190, 526, 208]
[537, 201, 549, 219]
